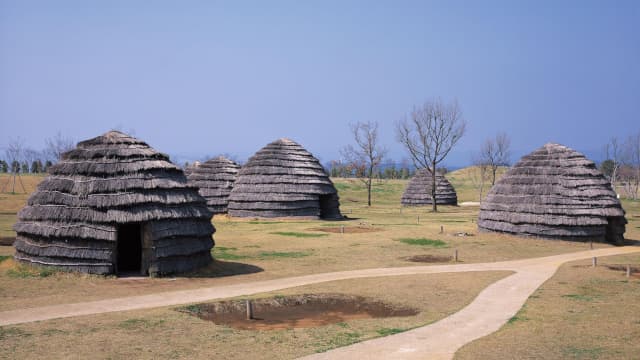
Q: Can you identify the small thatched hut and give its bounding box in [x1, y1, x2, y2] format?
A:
[186, 156, 240, 214]
[13, 131, 215, 276]
[478, 143, 626, 244]
[401, 169, 458, 206]
[228, 138, 342, 219]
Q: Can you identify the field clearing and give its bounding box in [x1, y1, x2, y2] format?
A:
[0, 170, 638, 358]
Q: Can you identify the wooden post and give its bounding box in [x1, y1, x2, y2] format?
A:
[454, 249, 458, 262]
[340, 225, 344, 234]
[440, 225, 443, 234]
[590, 240, 593, 250]
[592, 257, 597, 267]
[626, 264, 631, 278]
[417, 215, 420, 224]
[245, 299, 253, 320]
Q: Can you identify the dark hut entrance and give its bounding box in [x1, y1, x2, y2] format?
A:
[318, 194, 335, 219]
[116, 223, 151, 276]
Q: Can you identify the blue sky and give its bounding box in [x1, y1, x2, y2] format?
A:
[1, 0, 638, 167]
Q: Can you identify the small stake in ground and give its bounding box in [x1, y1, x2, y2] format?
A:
[417, 215, 420, 224]
[590, 240, 593, 250]
[246, 299, 253, 320]
[592, 257, 597, 267]
[454, 249, 458, 262]
[440, 225, 444, 234]
[340, 225, 345, 234]
[626, 264, 631, 278]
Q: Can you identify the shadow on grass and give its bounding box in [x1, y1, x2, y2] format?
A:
[188, 260, 264, 278]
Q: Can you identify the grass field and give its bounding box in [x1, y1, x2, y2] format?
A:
[0, 170, 638, 358]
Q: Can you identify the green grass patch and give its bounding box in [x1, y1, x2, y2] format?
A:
[270, 231, 328, 238]
[562, 294, 596, 302]
[334, 183, 351, 191]
[212, 247, 249, 260]
[258, 251, 311, 259]
[247, 221, 282, 225]
[397, 238, 448, 247]
[507, 315, 529, 324]
[0, 255, 11, 263]
[315, 331, 362, 352]
[376, 328, 406, 336]
[0, 327, 31, 340]
[562, 346, 603, 359]
[6, 265, 64, 278]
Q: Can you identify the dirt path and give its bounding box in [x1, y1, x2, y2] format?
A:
[0, 247, 638, 360]
[301, 246, 640, 360]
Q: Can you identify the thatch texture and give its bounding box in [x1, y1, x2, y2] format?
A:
[186, 157, 240, 214]
[401, 169, 458, 206]
[228, 138, 342, 219]
[478, 143, 626, 244]
[13, 131, 214, 276]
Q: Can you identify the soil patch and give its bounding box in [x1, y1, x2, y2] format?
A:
[402, 254, 453, 263]
[181, 293, 418, 330]
[0, 237, 14, 246]
[310, 226, 382, 234]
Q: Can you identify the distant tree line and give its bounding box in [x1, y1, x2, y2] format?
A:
[327, 160, 419, 180]
[1, 132, 74, 175]
[600, 132, 640, 200]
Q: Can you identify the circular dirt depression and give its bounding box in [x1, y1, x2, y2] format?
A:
[182, 293, 418, 330]
[403, 254, 453, 263]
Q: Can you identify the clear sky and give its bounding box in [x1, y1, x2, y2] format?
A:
[1, 0, 638, 167]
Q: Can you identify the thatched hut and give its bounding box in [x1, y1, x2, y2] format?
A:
[186, 156, 240, 214]
[401, 169, 458, 206]
[13, 131, 215, 276]
[478, 143, 626, 244]
[228, 138, 342, 219]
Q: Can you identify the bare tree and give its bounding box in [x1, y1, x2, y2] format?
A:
[602, 137, 622, 189]
[396, 98, 466, 212]
[479, 132, 511, 185]
[1, 137, 27, 193]
[621, 131, 640, 200]
[341, 121, 387, 206]
[45, 132, 75, 162]
[470, 154, 491, 202]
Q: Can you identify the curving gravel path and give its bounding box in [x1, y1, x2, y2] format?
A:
[0, 246, 638, 360]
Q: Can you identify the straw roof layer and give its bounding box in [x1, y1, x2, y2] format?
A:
[228, 138, 342, 219]
[13, 131, 214, 275]
[186, 156, 240, 214]
[478, 143, 626, 244]
[401, 169, 458, 206]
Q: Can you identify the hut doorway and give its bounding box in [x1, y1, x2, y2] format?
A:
[116, 223, 150, 276]
[318, 194, 335, 219]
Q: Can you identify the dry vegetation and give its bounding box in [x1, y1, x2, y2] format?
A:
[0, 170, 638, 358]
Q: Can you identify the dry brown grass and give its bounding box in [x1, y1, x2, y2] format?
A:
[0, 271, 510, 360]
[456, 253, 640, 359]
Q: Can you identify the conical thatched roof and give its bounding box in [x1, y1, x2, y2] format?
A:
[401, 169, 458, 206]
[13, 131, 215, 276]
[186, 156, 240, 214]
[478, 143, 626, 244]
[228, 138, 342, 219]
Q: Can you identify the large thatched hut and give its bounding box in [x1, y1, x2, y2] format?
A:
[478, 143, 626, 244]
[401, 169, 458, 206]
[186, 156, 240, 214]
[13, 131, 215, 276]
[228, 138, 342, 219]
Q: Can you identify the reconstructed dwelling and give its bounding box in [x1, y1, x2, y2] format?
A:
[478, 143, 626, 244]
[186, 156, 240, 214]
[401, 169, 458, 206]
[13, 131, 215, 276]
[228, 138, 342, 219]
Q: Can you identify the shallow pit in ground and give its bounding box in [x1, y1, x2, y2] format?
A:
[180, 293, 418, 330]
[403, 254, 453, 263]
[309, 226, 382, 234]
[0, 237, 14, 246]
